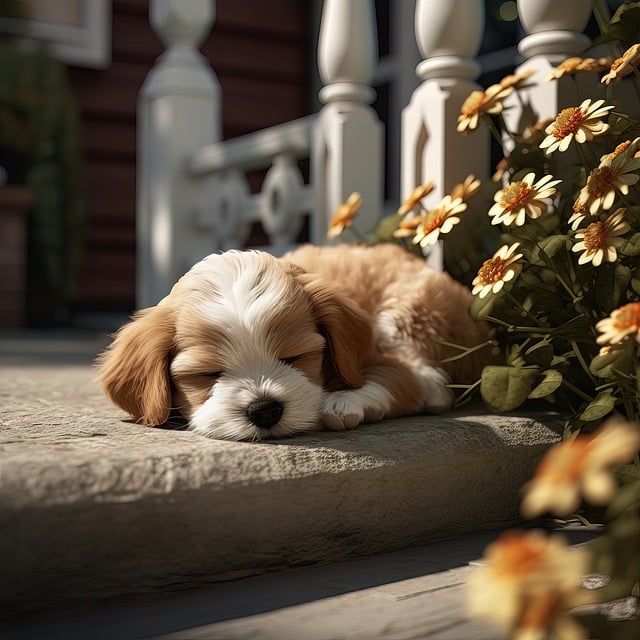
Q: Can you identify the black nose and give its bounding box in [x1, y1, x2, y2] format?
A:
[246, 399, 284, 429]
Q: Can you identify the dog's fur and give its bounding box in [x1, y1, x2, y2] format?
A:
[97, 243, 491, 441]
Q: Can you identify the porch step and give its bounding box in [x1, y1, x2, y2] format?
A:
[0, 332, 561, 612]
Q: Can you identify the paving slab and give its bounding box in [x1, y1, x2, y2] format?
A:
[0, 330, 562, 614]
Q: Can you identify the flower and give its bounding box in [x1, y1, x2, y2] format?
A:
[489, 172, 561, 227]
[547, 56, 612, 80]
[471, 243, 523, 298]
[602, 43, 640, 85]
[457, 83, 513, 133]
[577, 138, 640, 214]
[327, 192, 361, 239]
[393, 214, 426, 239]
[521, 417, 640, 518]
[498, 68, 535, 90]
[539, 99, 614, 154]
[411, 196, 466, 247]
[467, 529, 591, 639]
[568, 200, 590, 230]
[571, 208, 629, 266]
[596, 302, 640, 346]
[449, 174, 481, 201]
[396, 181, 434, 216]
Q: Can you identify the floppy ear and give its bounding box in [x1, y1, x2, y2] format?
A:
[296, 273, 373, 388]
[96, 304, 175, 426]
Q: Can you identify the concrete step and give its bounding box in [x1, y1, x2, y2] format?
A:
[0, 331, 561, 613]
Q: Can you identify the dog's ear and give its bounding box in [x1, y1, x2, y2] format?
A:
[96, 305, 175, 426]
[295, 273, 373, 388]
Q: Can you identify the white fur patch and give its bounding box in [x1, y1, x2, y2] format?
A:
[322, 382, 393, 430]
[188, 360, 325, 441]
[409, 362, 454, 414]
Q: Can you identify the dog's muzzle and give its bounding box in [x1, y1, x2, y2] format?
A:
[246, 398, 284, 430]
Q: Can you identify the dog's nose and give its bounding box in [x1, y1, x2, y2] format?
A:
[246, 399, 284, 429]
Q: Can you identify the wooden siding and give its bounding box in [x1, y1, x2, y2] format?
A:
[71, 0, 311, 311]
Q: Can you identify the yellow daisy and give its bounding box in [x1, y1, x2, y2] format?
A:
[396, 181, 435, 216]
[489, 172, 561, 227]
[457, 83, 513, 133]
[567, 200, 590, 231]
[571, 208, 629, 266]
[467, 530, 590, 640]
[596, 302, 640, 346]
[327, 192, 361, 239]
[411, 196, 466, 247]
[547, 56, 612, 81]
[521, 417, 640, 518]
[602, 43, 640, 85]
[539, 99, 614, 155]
[471, 243, 523, 298]
[577, 138, 640, 214]
[449, 174, 481, 201]
[498, 68, 535, 90]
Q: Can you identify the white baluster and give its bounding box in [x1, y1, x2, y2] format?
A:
[260, 156, 307, 248]
[402, 0, 488, 269]
[311, 0, 383, 244]
[137, 0, 221, 307]
[213, 170, 251, 251]
[503, 0, 594, 134]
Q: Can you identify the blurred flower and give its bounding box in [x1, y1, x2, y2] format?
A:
[577, 138, 640, 214]
[540, 100, 614, 154]
[472, 243, 523, 298]
[602, 43, 640, 85]
[457, 84, 513, 133]
[396, 181, 435, 216]
[449, 174, 481, 201]
[467, 530, 590, 639]
[489, 172, 561, 227]
[547, 56, 613, 81]
[498, 68, 535, 90]
[411, 196, 466, 247]
[521, 417, 640, 518]
[327, 192, 361, 239]
[572, 208, 629, 266]
[393, 213, 426, 239]
[596, 302, 640, 346]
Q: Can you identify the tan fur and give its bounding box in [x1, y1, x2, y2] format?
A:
[97, 244, 492, 437]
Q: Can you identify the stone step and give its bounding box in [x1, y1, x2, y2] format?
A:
[0, 332, 561, 612]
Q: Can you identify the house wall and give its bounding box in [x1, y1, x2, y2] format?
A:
[71, 0, 311, 312]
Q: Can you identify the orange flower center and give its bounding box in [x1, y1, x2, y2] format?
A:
[583, 221, 606, 251]
[586, 166, 617, 198]
[610, 57, 623, 72]
[613, 302, 640, 330]
[422, 211, 446, 234]
[499, 181, 533, 212]
[552, 107, 584, 140]
[493, 532, 546, 577]
[477, 256, 506, 284]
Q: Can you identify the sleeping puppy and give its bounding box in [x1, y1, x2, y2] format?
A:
[97, 243, 491, 441]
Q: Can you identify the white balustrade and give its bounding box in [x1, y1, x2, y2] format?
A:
[401, 0, 489, 268]
[312, 0, 384, 243]
[138, 0, 220, 308]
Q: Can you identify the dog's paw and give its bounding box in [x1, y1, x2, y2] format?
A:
[414, 364, 454, 414]
[322, 383, 391, 430]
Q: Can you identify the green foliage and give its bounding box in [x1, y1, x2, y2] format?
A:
[0, 40, 85, 325]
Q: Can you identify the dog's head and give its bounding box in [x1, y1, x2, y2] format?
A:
[97, 251, 372, 441]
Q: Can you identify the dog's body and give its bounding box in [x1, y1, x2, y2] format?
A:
[98, 243, 491, 441]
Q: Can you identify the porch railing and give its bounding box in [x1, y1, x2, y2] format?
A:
[137, 0, 610, 308]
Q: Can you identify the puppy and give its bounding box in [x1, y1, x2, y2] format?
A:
[97, 243, 491, 441]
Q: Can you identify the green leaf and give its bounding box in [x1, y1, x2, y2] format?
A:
[469, 292, 495, 321]
[529, 369, 563, 399]
[530, 235, 570, 263]
[594, 1, 640, 49]
[480, 365, 540, 412]
[524, 340, 554, 368]
[579, 390, 616, 422]
[590, 345, 635, 379]
[619, 233, 640, 257]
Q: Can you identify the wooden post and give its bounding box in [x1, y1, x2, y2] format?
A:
[401, 0, 489, 267]
[137, 0, 220, 308]
[311, 0, 384, 244]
